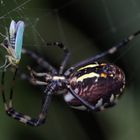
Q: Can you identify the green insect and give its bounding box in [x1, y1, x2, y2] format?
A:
[0, 20, 24, 69]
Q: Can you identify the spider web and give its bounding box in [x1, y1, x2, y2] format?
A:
[0, 0, 139, 66]
[0, 0, 139, 136]
[0, 0, 85, 66]
[0, 0, 48, 50]
[0, 1, 53, 68]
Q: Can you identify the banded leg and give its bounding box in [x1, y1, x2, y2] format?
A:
[19, 72, 35, 84]
[27, 66, 51, 86]
[65, 30, 140, 75]
[18, 68, 47, 86]
[46, 42, 70, 74]
[66, 84, 95, 111]
[6, 94, 51, 126]
[23, 42, 70, 75]
[22, 48, 57, 74]
[64, 31, 140, 110]
[1, 68, 18, 111]
[1, 69, 53, 126]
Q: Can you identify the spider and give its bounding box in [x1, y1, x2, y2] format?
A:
[1, 29, 140, 126]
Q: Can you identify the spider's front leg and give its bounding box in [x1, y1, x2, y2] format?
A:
[22, 41, 70, 76]
[27, 66, 51, 86]
[22, 48, 57, 74]
[1, 69, 53, 126]
[46, 42, 70, 74]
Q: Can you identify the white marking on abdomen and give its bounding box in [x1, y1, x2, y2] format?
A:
[110, 94, 114, 102]
[64, 92, 75, 102]
[77, 63, 99, 71]
[95, 98, 103, 108]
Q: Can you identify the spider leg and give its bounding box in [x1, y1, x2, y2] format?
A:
[63, 31, 140, 109]
[21, 73, 47, 86]
[29, 78, 48, 86]
[65, 30, 140, 74]
[22, 48, 57, 74]
[27, 66, 51, 85]
[27, 66, 49, 77]
[23, 42, 70, 75]
[47, 42, 70, 75]
[66, 84, 95, 111]
[18, 71, 41, 85]
[41, 82, 57, 114]
[1, 68, 18, 110]
[1, 68, 53, 126]
[17, 67, 48, 86]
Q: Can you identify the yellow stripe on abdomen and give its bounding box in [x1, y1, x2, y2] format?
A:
[77, 63, 99, 71]
[77, 72, 99, 82]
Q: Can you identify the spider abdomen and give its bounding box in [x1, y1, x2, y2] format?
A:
[64, 62, 125, 111]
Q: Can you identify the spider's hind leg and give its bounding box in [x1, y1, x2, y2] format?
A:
[66, 84, 96, 111]
[1, 68, 45, 126]
[65, 30, 140, 71]
[1, 68, 52, 126]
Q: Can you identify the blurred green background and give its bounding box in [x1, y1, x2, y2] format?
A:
[0, 0, 140, 140]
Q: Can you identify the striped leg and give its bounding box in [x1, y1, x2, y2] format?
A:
[63, 31, 140, 110]
[22, 48, 57, 74]
[18, 68, 47, 86]
[6, 94, 51, 126]
[1, 68, 51, 126]
[66, 84, 95, 111]
[27, 66, 50, 86]
[22, 42, 70, 75]
[46, 42, 70, 74]
[65, 30, 140, 74]
[20, 71, 48, 86]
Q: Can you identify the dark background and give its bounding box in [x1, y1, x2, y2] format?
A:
[0, 0, 140, 140]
